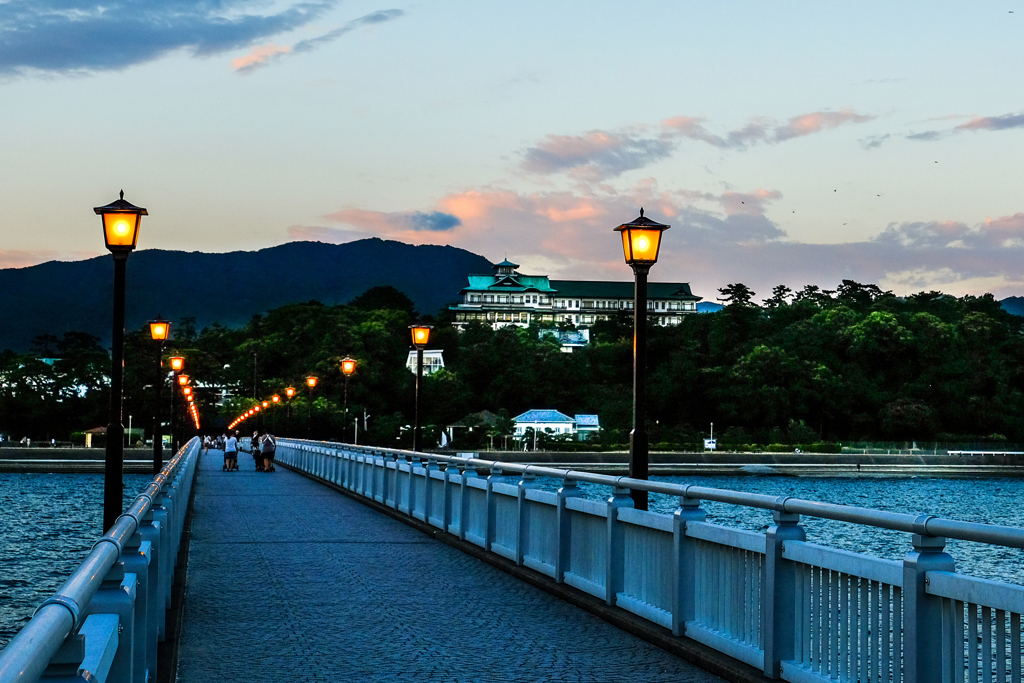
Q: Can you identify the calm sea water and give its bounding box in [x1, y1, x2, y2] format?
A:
[2, 472, 1024, 650]
[0, 473, 151, 650]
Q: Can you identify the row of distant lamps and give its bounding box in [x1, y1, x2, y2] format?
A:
[95, 188, 667, 530]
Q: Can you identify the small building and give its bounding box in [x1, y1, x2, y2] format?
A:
[405, 349, 445, 375]
[574, 414, 600, 441]
[513, 409, 576, 438]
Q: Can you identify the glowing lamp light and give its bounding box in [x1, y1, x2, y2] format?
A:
[182, 386, 192, 396]
[614, 208, 670, 267]
[306, 376, 318, 388]
[254, 406, 260, 412]
[94, 191, 147, 254]
[262, 401, 269, 408]
[285, 387, 295, 398]
[178, 374, 190, 386]
[169, 356, 184, 372]
[341, 357, 357, 375]
[149, 316, 170, 342]
[409, 324, 433, 349]
[186, 395, 194, 402]
[272, 395, 280, 403]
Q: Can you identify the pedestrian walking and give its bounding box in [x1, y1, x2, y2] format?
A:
[260, 431, 277, 472]
[223, 432, 238, 471]
[252, 430, 263, 471]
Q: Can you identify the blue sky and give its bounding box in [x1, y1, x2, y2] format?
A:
[2, 1, 1023, 302]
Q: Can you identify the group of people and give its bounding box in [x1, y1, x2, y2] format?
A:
[203, 430, 277, 472]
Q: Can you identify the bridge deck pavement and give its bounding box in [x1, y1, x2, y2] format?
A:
[176, 450, 724, 683]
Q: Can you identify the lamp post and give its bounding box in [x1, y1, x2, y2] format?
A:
[305, 376, 318, 438]
[409, 325, 433, 453]
[168, 357, 183, 454]
[271, 394, 280, 432]
[148, 317, 170, 474]
[341, 357, 356, 442]
[176, 373, 189, 451]
[285, 386, 295, 433]
[95, 191, 147, 532]
[614, 208, 669, 511]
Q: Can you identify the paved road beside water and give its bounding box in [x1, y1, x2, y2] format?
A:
[175, 450, 724, 683]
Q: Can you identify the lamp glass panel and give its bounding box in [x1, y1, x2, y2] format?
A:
[342, 360, 356, 375]
[149, 322, 169, 341]
[169, 357, 184, 371]
[411, 327, 431, 346]
[307, 377, 318, 387]
[625, 227, 663, 264]
[102, 213, 140, 250]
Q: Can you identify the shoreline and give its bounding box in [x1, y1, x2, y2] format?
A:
[3, 448, 1023, 476]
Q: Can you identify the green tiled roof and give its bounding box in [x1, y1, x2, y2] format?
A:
[462, 274, 556, 293]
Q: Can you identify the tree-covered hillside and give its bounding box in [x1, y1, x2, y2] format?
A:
[2, 281, 1022, 449]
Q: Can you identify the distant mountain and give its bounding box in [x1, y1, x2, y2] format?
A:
[0, 239, 492, 352]
[697, 301, 723, 313]
[1001, 296, 1024, 317]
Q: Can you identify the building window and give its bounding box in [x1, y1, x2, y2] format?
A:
[582, 300, 594, 308]
[556, 300, 566, 309]
[469, 295, 480, 303]
[485, 295, 494, 303]
[498, 295, 509, 304]
[582, 315, 594, 324]
[540, 296, 550, 305]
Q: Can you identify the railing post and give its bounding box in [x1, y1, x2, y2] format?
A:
[484, 466, 503, 551]
[423, 457, 440, 523]
[516, 470, 540, 565]
[386, 454, 399, 508]
[903, 519, 955, 683]
[555, 477, 581, 583]
[81, 562, 138, 683]
[672, 493, 706, 637]
[121, 534, 155, 681]
[443, 462, 459, 535]
[137, 511, 165, 641]
[763, 503, 806, 679]
[606, 484, 634, 606]
[458, 463, 478, 541]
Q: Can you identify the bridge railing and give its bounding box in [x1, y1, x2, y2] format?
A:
[278, 439, 1024, 683]
[0, 438, 200, 683]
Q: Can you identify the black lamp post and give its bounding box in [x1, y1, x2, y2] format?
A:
[305, 376, 318, 438]
[409, 325, 432, 453]
[614, 208, 669, 511]
[148, 317, 170, 474]
[94, 190, 147, 532]
[271, 394, 280, 432]
[176, 373, 189, 451]
[341, 357, 356, 442]
[285, 386, 295, 434]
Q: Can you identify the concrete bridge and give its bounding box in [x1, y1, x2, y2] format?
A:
[5, 437, 1024, 682]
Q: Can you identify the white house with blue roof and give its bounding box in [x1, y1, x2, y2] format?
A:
[512, 409, 576, 438]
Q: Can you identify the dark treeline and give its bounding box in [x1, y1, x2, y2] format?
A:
[2, 282, 1023, 449]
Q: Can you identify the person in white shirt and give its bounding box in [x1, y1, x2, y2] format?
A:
[224, 432, 239, 471]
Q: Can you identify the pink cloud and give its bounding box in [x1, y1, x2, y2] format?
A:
[522, 109, 875, 180]
[231, 44, 291, 72]
[774, 108, 874, 141]
[955, 112, 1024, 132]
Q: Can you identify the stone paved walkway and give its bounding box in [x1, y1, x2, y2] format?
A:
[176, 450, 724, 683]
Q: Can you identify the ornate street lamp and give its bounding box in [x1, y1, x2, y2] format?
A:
[148, 316, 170, 474]
[284, 386, 296, 433]
[167, 357, 184, 453]
[409, 325, 433, 452]
[95, 191, 147, 531]
[341, 357, 356, 442]
[305, 376, 318, 438]
[614, 208, 669, 510]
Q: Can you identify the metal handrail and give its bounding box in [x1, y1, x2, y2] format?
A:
[0, 438, 200, 683]
[285, 439, 1024, 549]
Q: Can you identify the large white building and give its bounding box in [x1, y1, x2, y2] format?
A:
[450, 259, 701, 330]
